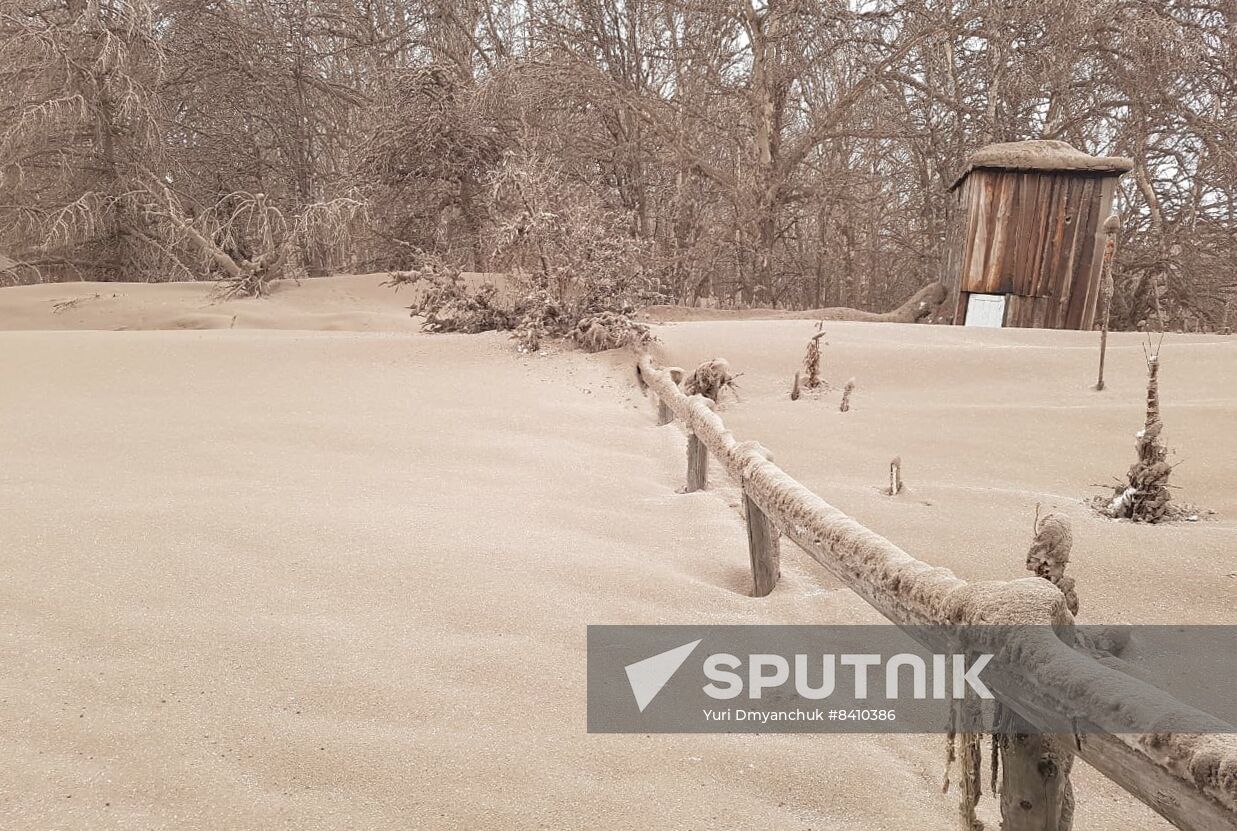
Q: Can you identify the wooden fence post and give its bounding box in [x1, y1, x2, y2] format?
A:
[997, 725, 1075, 831]
[743, 443, 780, 597]
[657, 398, 673, 425]
[686, 433, 707, 492]
[999, 525, 1077, 831]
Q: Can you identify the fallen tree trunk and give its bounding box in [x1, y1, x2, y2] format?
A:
[642, 282, 947, 323]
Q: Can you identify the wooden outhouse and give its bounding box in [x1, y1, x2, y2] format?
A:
[942, 140, 1133, 329]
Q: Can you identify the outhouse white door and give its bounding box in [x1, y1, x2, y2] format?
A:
[965, 293, 1006, 328]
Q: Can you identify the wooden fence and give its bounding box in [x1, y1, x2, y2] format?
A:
[637, 353, 1237, 831]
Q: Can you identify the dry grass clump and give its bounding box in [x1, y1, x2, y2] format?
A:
[683, 359, 738, 403]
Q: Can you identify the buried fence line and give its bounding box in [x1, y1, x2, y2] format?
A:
[635, 353, 1237, 831]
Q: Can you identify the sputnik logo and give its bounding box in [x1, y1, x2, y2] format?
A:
[624, 639, 702, 712]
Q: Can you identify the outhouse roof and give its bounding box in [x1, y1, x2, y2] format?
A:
[949, 140, 1134, 190]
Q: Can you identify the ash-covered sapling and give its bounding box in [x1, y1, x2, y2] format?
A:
[802, 321, 827, 390]
[684, 359, 738, 404]
[1098, 338, 1179, 523]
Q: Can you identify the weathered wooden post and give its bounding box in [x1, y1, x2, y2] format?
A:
[684, 394, 714, 492]
[656, 366, 686, 425]
[1095, 213, 1120, 391]
[997, 728, 1075, 831]
[685, 433, 707, 492]
[996, 513, 1078, 831]
[657, 399, 673, 425]
[639, 359, 679, 426]
[742, 443, 780, 597]
[888, 456, 903, 495]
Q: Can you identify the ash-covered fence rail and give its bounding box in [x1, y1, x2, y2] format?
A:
[636, 353, 1237, 831]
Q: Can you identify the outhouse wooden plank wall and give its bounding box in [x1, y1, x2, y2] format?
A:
[942, 140, 1132, 330]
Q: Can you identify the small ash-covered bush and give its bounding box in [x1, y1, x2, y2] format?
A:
[511, 288, 566, 352]
[1093, 348, 1175, 523]
[569, 311, 653, 353]
[683, 358, 737, 403]
[802, 323, 826, 389]
[387, 149, 665, 352]
[387, 265, 515, 334]
[393, 264, 657, 354]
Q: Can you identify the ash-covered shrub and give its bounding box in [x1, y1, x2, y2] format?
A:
[392, 264, 657, 354]
[385, 149, 666, 352]
[802, 323, 826, 389]
[569, 311, 653, 353]
[386, 265, 514, 334]
[683, 358, 737, 402]
[511, 288, 565, 352]
[1098, 347, 1173, 522]
[514, 290, 654, 353]
[487, 151, 663, 352]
